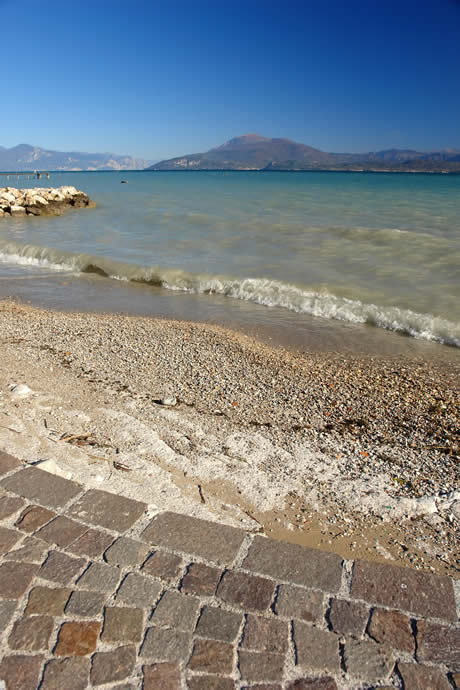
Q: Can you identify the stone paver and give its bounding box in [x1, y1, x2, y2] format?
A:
[275, 584, 324, 623]
[181, 561, 222, 595]
[367, 607, 415, 653]
[243, 535, 343, 592]
[116, 571, 163, 607]
[328, 598, 369, 636]
[217, 569, 276, 611]
[239, 649, 285, 683]
[38, 550, 86, 584]
[398, 662, 452, 690]
[69, 489, 146, 531]
[0, 455, 457, 690]
[351, 559, 457, 621]
[1, 466, 80, 508]
[66, 526, 114, 557]
[41, 657, 90, 690]
[143, 662, 182, 689]
[142, 511, 246, 565]
[0, 494, 25, 520]
[8, 615, 53, 651]
[142, 549, 183, 582]
[76, 561, 121, 592]
[0, 561, 39, 598]
[104, 536, 150, 566]
[102, 606, 144, 643]
[15, 504, 56, 532]
[54, 620, 101, 656]
[91, 645, 136, 685]
[196, 605, 243, 642]
[25, 586, 71, 616]
[293, 622, 340, 673]
[416, 620, 460, 667]
[0, 654, 44, 690]
[188, 638, 234, 674]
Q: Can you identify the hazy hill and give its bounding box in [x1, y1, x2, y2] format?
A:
[0, 144, 148, 172]
[148, 134, 460, 172]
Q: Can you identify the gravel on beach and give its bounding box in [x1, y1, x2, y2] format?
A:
[0, 299, 458, 575]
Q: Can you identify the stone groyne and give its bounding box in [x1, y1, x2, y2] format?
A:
[0, 186, 95, 217]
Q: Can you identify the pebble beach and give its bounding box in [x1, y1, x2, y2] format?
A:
[1, 299, 458, 577]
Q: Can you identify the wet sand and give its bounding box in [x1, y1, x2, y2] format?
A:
[0, 299, 458, 576]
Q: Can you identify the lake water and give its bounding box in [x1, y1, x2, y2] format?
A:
[0, 170, 459, 357]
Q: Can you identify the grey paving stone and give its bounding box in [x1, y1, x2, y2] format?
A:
[1, 466, 80, 508]
[25, 586, 72, 616]
[217, 570, 275, 612]
[91, 645, 136, 685]
[116, 571, 163, 607]
[141, 626, 192, 661]
[143, 662, 182, 689]
[0, 526, 21, 553]
[398, 663, 452, 690]
[293, 622, 340, 673]
[41, 657, 90, 690]
[69, 489, 146, 532]
[188, 638, 234, 675]
[104, 536, 150, 567]
[196, 605, 243, 643]
[39, 550, 86, 584]
[416, 620, 460, 667]
[243, 536, 343, 593]
[181, 562, 222, 596]
[0, 561, 39, 599]
[8, 615, 53, 651]
[0, 600, 17, 629]
[275, 584, 324, 623]
[142, 511, 246, 565]
[15, 504, 56, 532]
[239, 650, 285, 683]
[4, 536, 48, 563]
[76, 561, 121, 592]
[65, 590, 107, 617]
[350, 559, 457, 621]
[66, 527, 114, 558]
[151, 590, 200, 631]
[0, 653, 44, 690]
[328, 598, 369, 637]
[0, 494, 25, 520]
[142, 550, 183, 582]
[241, 614, 289, 653]
[0, 450, 22, 475]
[343, 638, 394, 682]
[36, 516, 88, 548]
[102, 606, 144, 643]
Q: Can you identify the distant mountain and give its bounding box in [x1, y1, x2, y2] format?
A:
[148, 135, 460, 172]
[0, 144, 148, 172]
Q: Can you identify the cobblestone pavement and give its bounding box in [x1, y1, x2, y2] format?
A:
[0, 451, 458, 689]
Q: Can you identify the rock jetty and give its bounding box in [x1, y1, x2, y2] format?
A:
[0, 186, 95, 217]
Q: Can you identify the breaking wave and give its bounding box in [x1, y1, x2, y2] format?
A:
[0, 240, 459, 348]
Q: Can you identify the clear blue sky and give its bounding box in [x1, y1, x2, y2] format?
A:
[1, 0, 459, 160]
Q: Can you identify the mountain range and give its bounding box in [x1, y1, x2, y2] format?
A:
[0, 144, 148, 172]
[148, 134, 460, 173]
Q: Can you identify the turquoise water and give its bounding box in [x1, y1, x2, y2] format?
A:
[0, 170, 459, 350]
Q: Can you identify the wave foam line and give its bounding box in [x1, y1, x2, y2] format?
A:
[0, 240, 459, 347]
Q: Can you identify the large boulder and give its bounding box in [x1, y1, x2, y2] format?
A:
[10, 205, 26, 215]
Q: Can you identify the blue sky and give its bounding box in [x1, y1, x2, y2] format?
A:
[1, 0, 459, 159]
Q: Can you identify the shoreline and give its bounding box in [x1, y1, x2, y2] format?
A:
[0, 298, 458, 576]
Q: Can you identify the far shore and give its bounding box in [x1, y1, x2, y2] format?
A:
[0, 298, 458, 576]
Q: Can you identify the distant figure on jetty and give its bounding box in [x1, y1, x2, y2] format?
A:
[121, 180, 128, 183]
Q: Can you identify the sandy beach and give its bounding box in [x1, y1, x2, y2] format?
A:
[0, 299, 458, 577]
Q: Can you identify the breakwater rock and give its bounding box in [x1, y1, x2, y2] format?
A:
[0, 186, 95, 217]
